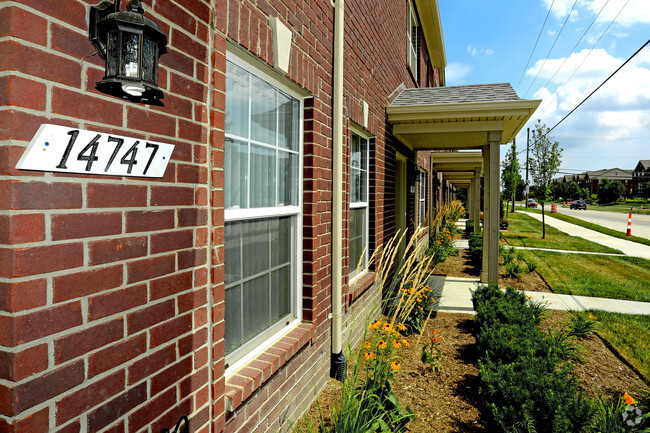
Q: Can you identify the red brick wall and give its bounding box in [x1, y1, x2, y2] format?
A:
[1, 0, 442, 432]
[1, 1, 212, 432]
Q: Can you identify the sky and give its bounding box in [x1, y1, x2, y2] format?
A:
[438, 0, 650, 176]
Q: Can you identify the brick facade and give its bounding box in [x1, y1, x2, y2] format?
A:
[0, 1, 441, 432]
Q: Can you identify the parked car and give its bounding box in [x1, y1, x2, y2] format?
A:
[527, 198, 537, 208]
[570, 199, 587, 210]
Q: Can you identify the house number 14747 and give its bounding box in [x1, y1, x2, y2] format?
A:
[16, 124, 175, 178]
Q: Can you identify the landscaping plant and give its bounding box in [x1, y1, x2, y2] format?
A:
[420, 329, 443, 372]
[472, 284, 593, 432]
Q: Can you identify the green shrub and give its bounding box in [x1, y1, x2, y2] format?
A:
[526, 259, 538, 273]
[499, 218, 509, 230]
[465, 219, 475, 235]
[568, 311, 599, 339]
[505, 261, 524, 279]
[468, 233, 483, 266]
[471, 285, 593, 432]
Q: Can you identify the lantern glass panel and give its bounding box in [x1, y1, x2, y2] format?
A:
[121, 33, 140, 78]
[142, 36, 157, 83]
[106, 31, 119, 77]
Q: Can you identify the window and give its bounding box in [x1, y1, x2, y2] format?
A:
[418, 170, 427, 227]
[349, 131, 369, 279]
[407, 0, 419, 81]
[224, 55, 303, 368]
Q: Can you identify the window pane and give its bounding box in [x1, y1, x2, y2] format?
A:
[351, 169, 361, 203]
[250, 144, 276, 207]
[271, 265, 291, 321]
[349, 207, 366, 275]
[225, 138, 248, 209]
[243, 274, 271, 343]
[225, 285, 242, 356]
[270, 216, 292, 267]
[226, 61, 250, 138]
[242, 219, 270, 279]
[278, 151, 298, 206]
[251, 76, 277, 145]
[278, 93, 299, 151]
[225, 221, 241, 285]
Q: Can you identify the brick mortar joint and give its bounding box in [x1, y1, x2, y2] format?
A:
[223, 321, 316, 412]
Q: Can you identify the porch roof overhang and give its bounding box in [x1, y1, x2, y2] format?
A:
[387, 83, 541, 150]
[431, 151, 483, 173]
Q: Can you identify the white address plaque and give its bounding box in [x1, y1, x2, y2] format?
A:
[16, 124, 175, 178]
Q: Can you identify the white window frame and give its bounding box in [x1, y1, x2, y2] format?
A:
[349, 127, 370, 281]
[407, 0, 419, 81]
[418, 170, 427, 228]
[224, 51, 304, 374]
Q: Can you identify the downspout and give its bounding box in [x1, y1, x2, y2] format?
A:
[330, 0, 346, 381]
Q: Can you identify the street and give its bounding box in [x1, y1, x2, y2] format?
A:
[536, 204, 650, 240]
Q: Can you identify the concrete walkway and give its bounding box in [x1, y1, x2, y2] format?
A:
[430, 275, 650, 316]
[520, 211, 650, 259]
[436, 213, 650, 316]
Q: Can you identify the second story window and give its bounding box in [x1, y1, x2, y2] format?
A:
[407, 0, 419, 82]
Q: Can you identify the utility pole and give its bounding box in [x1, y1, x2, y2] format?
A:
[525, 127, 530, 208]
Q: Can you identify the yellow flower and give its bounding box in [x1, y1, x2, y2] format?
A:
[624, 392, 636, 406]
[397, 323, 407, 331]
[392, 340, 401, 349]
[369, 320, 381, 330]
[364, 352, 375, 361]
[378, 340, 387, 349]
[390, 361, 401, 370]
[382, 322, 393, 332]
[401, 339, 410, 348]
[364, 342, 372, 349]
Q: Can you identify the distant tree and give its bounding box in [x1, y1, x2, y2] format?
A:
[501, 141, 521, 215]
[530, 121, 563, 239]
[566, 181, 581, 199]
[597, 178, 625, 204]
[554, 182, 567, 200]
[645, 180, 650, 199]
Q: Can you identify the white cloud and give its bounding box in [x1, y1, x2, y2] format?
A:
[467, 44, 494, 56]
[446, 62, 473, 85]
[541, 0, 650, 27]
[585, 0, 650, 27]
[519, 47, 650, 172]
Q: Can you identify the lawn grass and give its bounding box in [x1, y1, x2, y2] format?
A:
[514, 206, 650, 248]
[520, 249, 650, 302]
[591, 310, 650, 381]
[502, 211, 622, 253]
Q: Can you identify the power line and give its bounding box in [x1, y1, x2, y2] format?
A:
[515, 0, 555, 92]
[523, 0, 579, 97]
[534, 0, 611, 109]
[549, 38, 650, 133]
[536, 0, 631, 118]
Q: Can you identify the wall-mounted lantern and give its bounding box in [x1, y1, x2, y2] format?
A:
[89, 0, 167, 105]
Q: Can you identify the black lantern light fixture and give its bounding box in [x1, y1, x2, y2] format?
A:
[89, 0, 167, 105]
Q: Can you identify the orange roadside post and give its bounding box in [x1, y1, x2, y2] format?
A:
[626, 207, 633, 236]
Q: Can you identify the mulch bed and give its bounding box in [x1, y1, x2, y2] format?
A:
[296, 249, 650, 432]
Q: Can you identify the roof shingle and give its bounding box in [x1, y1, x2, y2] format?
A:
[390, 83, 520, 107]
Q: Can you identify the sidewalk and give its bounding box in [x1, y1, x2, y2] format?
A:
[430, 275, 650, 316]
[520, 211, 650, 259]
[436, 213, 650, 316]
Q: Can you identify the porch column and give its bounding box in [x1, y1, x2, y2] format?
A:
[482, 132, 501, 285]
[480, 147, 489, 283]
[471, 168, 481, 233]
